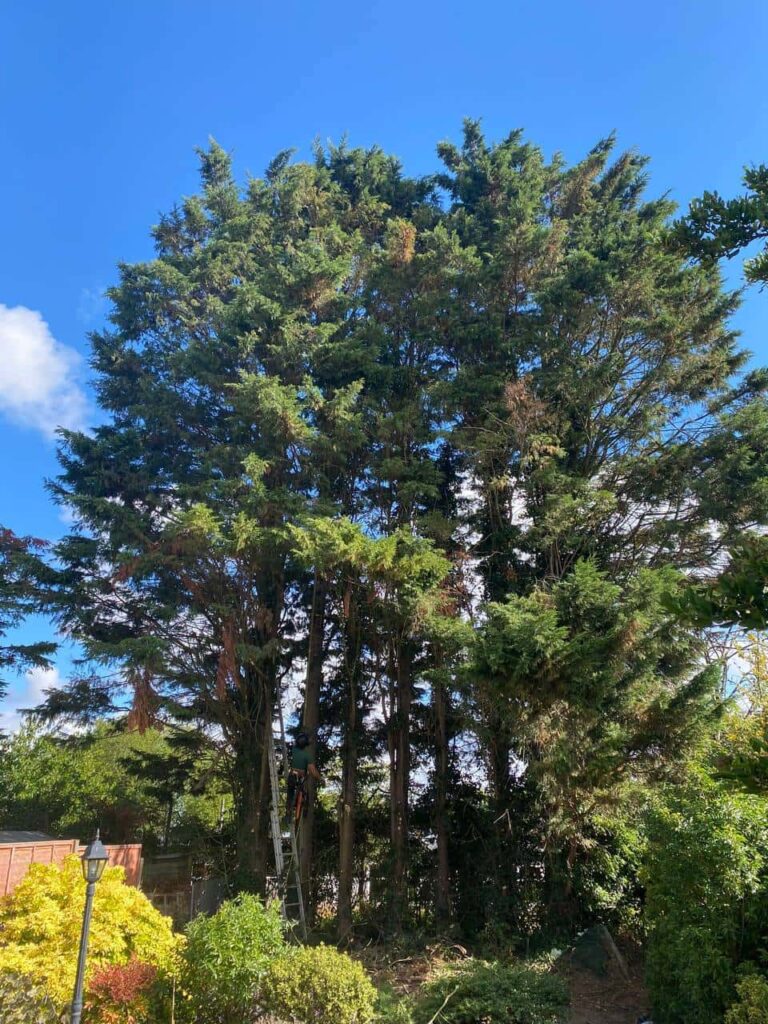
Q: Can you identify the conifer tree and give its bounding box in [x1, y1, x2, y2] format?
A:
[437, 122, 768, 929]
[50, 144, 360, 889]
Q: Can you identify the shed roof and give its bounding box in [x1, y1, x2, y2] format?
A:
[0, 830, 57, 844]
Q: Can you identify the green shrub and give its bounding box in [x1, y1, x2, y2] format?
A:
[726, 976, 768, 1024]
[411, 959, 568, 1024]
[181, 893, 285, 1024]
[0, 972, 63, 1024]
[375, 984, 414, 1024]
[261, 944, 376, 1024]
[0, 856, 180, 1008]
[643, 780, 768, 1024]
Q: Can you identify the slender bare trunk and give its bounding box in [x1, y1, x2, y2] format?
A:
[389, 641, 412, 933]
[434, 677, 451, 925]
[299, 573, 326, 916]
[337, 678, 358, 943]
[337, 583, 361, 944]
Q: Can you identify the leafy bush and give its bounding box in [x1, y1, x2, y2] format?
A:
[726, 976, 768, 1024]
[261, 944, 377, 1024]
[0, 856, 180, 1008]
[0, 972, 63, 1024]
[85, 960, 157, 1024]
[375, 984, 414, 1024]
[411, 959, 568, 1024]
[181, 893, 285, 1024]
[643, 780, 768, 1024]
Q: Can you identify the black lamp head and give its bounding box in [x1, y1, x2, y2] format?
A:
[81, 830, 109, 884]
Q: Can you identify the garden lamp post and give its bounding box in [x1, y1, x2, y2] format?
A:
[70, 830, 109, 1024]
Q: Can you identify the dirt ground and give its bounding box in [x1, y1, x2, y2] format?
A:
[558, 951, 650, 1024]
[357, 940, 650, 1023]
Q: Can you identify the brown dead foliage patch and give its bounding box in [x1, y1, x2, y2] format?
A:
[355, 942, 470, 997]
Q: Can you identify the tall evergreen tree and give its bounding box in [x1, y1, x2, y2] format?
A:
[50, 144, 360, 889]
[436, 122, 768, 931]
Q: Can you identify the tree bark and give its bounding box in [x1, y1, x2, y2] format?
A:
[337, 583, 361, 944]
[232, 706, 271, 893]
[434, 676, 451, 926]
[299, 573, 326, 916]
[389, 640, 413, 933]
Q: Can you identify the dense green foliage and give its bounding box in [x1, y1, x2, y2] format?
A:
[411, 960, 568, 1024]
[643, 780, 768, 1024]
[261, 944, 377, 1024]
[673, 529, 768, 631]
[0, 720, 227, 853]
[181, 894, 285, 1024]
[0, 856, 180, 1007]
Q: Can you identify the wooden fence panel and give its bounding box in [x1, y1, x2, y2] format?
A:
[0, 839, 78, 897]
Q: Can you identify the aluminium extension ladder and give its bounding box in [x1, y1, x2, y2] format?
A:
[267, 703, 307, 940]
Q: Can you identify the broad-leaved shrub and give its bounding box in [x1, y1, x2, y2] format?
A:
[181, 893, 285, 1024]
[644, 780, 768, 1024]
[84, 960, 157, 1024]
[0, 972, 64, 1024]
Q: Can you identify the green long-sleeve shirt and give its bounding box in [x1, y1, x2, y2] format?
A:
[290, 746, 314, 772]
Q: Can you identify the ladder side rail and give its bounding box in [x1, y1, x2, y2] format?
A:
[272, 679, 307, 938]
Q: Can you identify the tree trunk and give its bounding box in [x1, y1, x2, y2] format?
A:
[299, 573, 326, 916]
[337, 583, 361, 944]
[337, 680, 358, 944]
[389, 641, 413, 933]
[488, 718, 511, 815]
[232, 709, 270, 893]
[163, 799, 173, 852]
[434, 676, 451, 926]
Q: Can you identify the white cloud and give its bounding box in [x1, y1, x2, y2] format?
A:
[1, 665, 62, 733]
[0, 304, 88, 437]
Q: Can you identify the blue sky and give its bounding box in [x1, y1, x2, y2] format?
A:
[1, 0, 767, 724]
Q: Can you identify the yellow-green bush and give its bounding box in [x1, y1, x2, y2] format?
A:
[0, 855, 181, 1008]
[262, 944, 376, 1024]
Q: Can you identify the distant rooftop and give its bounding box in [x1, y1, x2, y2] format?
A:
[0, 830, 56, 844]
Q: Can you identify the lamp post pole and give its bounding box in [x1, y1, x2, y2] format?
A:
[70, 877, 97, 1024]
[70, 830, 109, 1024]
